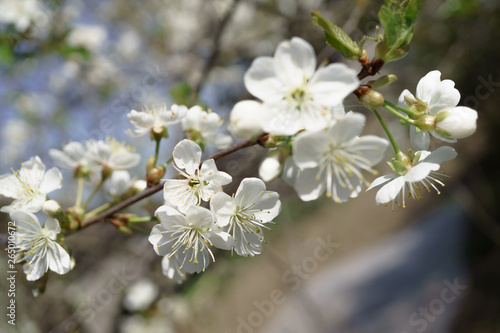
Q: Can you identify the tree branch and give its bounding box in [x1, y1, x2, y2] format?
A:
[80, 132, 269, 229]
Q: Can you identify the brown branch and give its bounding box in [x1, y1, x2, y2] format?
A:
[80, 133, 269, 229]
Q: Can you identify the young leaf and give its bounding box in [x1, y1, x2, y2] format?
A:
[376, 0, 424, 63]
[311, 10, 360, 61]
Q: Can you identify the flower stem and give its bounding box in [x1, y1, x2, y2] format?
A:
[83, 202, 113, 220]
[153, 139, 161, 167]
[75, 177, 84, 208]
[82, 180, 105, 210]
[382, 101, 417, 124]
[384, 100, 419, 120]
[163, 156, 173, 169]
[371, 108, 401, 154]
[80, 132, 269, 229]
[127, 224, 149, 235]
[128, 216, 158, 223]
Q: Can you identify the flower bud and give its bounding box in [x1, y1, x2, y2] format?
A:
[359, 90, 384, 109]
[259, 154, 282, 182]
[258, 145, 290, 182]
[147, 166, 165, 185]
[228, 100, 264, 140]
[146, 156, 156, 172]
[434, 106, 478, 139]
[42, 200, 63, 218]
[366, 74, 398, 89]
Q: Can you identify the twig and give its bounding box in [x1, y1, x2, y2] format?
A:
[80, 133, 269, 229]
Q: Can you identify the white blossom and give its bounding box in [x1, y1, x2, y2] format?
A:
[0, 156, 62, 213]
[210, 178, 281, 257]
[244, 37, 359, 135]
[259, 153, 283, 182]
[148, 205, 233, 273]
[126, 104, 188, 138]
[123, 279, 159, 312]
[228, 100, 264, 140]
[399, 70, 463, 149]
[66, 24, 107, 52]
[0, 0, 46, 32]
[286, 113, 389, 202]
[367, 146, 457, 209]
[86, 138, 140, 171]
[164, 139, 232, 212]
[435, 106, 477, 139]
[182, 106, 232, 149]
[12, 210, 71, 281]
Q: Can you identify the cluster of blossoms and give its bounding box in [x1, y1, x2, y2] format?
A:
[0, 31, 478, 285]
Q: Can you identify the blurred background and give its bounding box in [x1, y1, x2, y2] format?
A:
[0, 0, 499, 332]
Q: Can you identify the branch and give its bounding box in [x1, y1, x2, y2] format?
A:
[80, 133, 269, 229]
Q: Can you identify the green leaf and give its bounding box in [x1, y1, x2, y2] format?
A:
[0, 41, 14, 67]
[376, 0, 425, 63]
[311, 10, 360, 61]
[170, 82, 191, 104]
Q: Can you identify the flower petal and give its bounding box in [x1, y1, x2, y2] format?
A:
[273, 37, 316, 85]
[375, 176, 405, 205]
[409, 126, 431, 150]
[244, 57, 285, 103]
[39, 167, 63, 194]
[329, 112, 365, 144]
[173, 139, 202, 175]
[293, 167, 326, 201]
[293, 131, 329, 169]
[416, 70, 441, 103]
[308, 63, 359, 106]
[235, 177, 266, 207]
[419, 146, 457, 165]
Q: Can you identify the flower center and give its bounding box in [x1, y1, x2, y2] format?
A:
[287, 86, 310, 109]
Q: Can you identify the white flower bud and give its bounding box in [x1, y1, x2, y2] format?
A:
[228, 100, 263, 139]
[259, 154, 282, 182]
[435, 106, 478, 139]
[42, 200, 62, 217]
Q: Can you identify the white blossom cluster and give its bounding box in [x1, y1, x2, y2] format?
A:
[0, 33, 478, 285]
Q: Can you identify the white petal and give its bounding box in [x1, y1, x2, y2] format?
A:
[375, 176, 405, 205]
[11, 210, 41, 231]
[293, 167, 326, 201]
[43, 218, 61, 235]
[367, 173, 399, 191]
[39, 167, 63, 194]
[404, 162, 440, 182]
[348, 135, 390, 166]
[173, 139, 202, 175]
[47, 242, 71, 275]
[261, 102, 303, 135]
[244, 57, 285, 103]
[416, 70, 441, 103]
[210, 192, 234, 228]
[293, 131, 329, 169]
[301, 103, 330, 133]
[235, 177, 266, 207]
[409, 126, 431, 150]
[233, 228, 263, 257]
[185, 206, 214, 229]
[228, 100, 264, 139]
[427, 79, 460, 115]
[109, 151, 140, 169]
[329, 112, 366, 144]
[273, 37, 316, 85]
[251, 192, 281, 221]
[127, 109, 154, 129]
[420, 146, 457, 165]
[308, 63, 359, 106]
[206, 230, 235, 250]
[210, 133, 233, 149]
